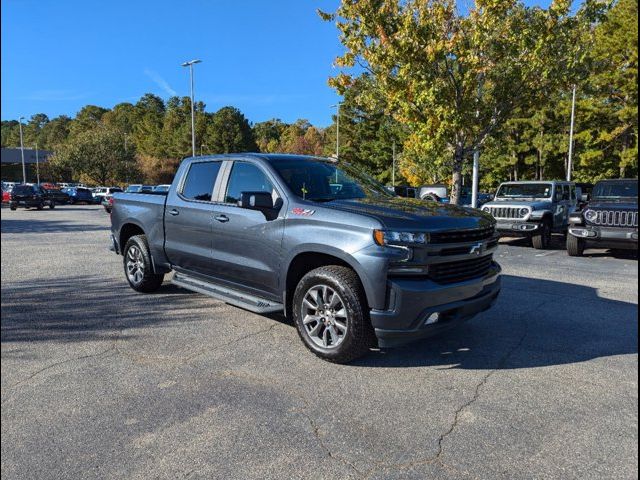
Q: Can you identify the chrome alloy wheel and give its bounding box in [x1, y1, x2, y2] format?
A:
[126, 245, 145, 285]
[301, 285, 348, 349]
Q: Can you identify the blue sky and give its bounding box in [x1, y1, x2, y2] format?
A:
[2, 0, 553, 127]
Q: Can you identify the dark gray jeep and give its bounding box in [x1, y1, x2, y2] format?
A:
[567, 179, 638, 256]
[110, 154, 501, 363]
[481, 180, 578, 249]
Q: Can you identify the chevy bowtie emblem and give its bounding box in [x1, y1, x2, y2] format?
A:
[469, 242, 484, 256]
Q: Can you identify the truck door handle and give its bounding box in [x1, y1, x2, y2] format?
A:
[214, 214, 229, 223]
[168, 209, 179, 216]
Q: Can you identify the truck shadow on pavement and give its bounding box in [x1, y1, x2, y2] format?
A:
[1, 275, 637, 371]
[0, 218, 108, 234]
[353, 274, 638, 369]
[1, 277, 206, 346]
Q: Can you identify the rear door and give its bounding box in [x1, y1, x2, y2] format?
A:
[164, 160, 225, 276]
[209, 160, 286, 297]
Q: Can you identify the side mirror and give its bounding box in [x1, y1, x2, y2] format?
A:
[239, 191, 274, 210]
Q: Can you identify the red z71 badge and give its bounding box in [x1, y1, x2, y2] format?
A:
[291, 208, 315, 216]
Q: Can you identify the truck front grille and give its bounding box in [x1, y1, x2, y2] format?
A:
[485, 206, 528, 220]
[429, 255, 494, 284]
[588, 210, 638, 228]
[430, 226, 494, 244]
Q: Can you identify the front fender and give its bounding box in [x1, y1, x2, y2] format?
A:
[281, 243, 379, 309]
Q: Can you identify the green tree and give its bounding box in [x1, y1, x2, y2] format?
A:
[205, 106, 257, 153]
[51, 126, 134, 185]
[574, 0, 638, 179]
[320, 0, 604, 203]
[253, 119, 287, 152]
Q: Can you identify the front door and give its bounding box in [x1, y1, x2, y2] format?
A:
[164, 160, 223, 277]
[209, 161, 285, 297]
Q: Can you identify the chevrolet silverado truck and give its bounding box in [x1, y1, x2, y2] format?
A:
[481, 180, 578, 249]
[110, 154, 501, 363]
[566, 179, 638, 256]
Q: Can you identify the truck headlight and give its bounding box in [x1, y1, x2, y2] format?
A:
[373, 230, 429, 246]
[519, 207, 529, 217]
[584, 209, 597, 222]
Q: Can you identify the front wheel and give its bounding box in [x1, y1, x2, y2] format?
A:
[293, 265, 374, 363]
[49, 201, 55, 209]
[532, 220, 551, 249]
[123, 235, 164, 292]
[36, 201, 44, 210]
[566, 234, 585, 257]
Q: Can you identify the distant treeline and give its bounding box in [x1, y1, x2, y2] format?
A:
[1, 0, 637, 189]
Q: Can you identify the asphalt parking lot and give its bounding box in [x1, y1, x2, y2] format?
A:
[1, 205, 637, 480]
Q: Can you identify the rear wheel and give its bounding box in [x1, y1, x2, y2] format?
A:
[49, 201, 55, 209]
[293, 265, 374, 363]
[532, 219, 551, 249]
[566, 234, 585, 257]
[10, 204, 17, 211]
[36, 201, 44, 210]
[123, 235, 164, 292]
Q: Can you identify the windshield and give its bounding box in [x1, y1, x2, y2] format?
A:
[270, 159, 393, 201]
[496, 183, 553, 199]
[592, 181, 638, 199]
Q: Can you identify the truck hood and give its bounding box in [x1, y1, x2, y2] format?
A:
[321, 197, 495, 231]
[483, 199, 553, 211]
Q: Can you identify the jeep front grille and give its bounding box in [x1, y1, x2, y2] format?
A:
[485, 206, 529, 220]
[588, 210, 638, 228]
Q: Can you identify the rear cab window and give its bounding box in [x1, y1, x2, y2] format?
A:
[181, 161, 222, 202]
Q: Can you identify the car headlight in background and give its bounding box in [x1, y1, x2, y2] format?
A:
[584, 209, 597, 222]
[373, 230, 429, 246]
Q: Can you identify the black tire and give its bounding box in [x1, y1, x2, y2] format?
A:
[36, 201, 44, 210]
[123, 234, 164, 293]
[422, 193, 441, 202]
[49, 201, 55, 209]
[531, 219, 551, 249]
[566, 233, 585, 257]
[10, 205, 17, 211]
[292, 265, 375, 363]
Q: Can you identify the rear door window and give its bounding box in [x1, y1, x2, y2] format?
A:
[181, 161, 222, 201]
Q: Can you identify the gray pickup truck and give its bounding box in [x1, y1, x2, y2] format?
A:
[481, 180, 578, 249]
[110, 154, 501, 363]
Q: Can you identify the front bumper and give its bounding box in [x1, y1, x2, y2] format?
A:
[495, 220, 541, 235]
[568, 225, 638, 247]
[371, 263, 501, 348]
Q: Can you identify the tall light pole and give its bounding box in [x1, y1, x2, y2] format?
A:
[35, 142, 40, 184]
[18, 117, 26, 183]
[566, 84, 577, 181]
[330, 102, 341, 158]
[181, 59, 202, 157]
[392, 141, 396, 187]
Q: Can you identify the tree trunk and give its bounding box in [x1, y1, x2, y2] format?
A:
[450, 143, 464, 205]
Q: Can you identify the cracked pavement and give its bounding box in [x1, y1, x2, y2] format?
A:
[1, 205, 638, 479]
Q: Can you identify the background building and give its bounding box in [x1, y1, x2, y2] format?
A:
[1, 148, 51, 183]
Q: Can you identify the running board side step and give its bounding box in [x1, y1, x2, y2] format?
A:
[171, 273, 283, 314]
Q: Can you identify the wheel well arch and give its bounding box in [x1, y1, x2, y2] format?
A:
[284, 252, 366, 318]
[119, 223, 145, 253]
